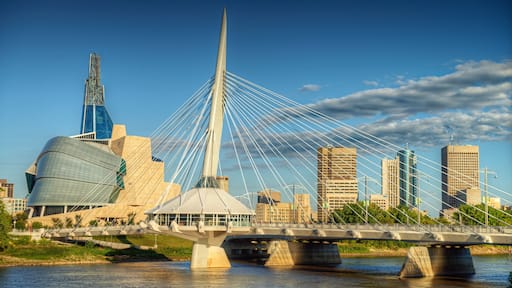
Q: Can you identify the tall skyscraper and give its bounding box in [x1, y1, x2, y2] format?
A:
[398, 149, 418, 207]
[81, 53, 114, 139]
[441, 145, 480, 211]
[317, 147, 358, 223]
[382, 158, 400, 208]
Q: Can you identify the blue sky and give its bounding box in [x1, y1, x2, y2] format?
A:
[0, 0, 510, 206]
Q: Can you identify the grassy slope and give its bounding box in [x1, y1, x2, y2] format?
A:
[2, 236, 509, 266]
[0, 235, 193, 266]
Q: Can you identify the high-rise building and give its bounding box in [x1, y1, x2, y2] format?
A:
[81, 53, 114, 140]
[317, 147, 358, 223]
[370, 194, 388, 211]
[2, 198, 27, 216]
[0, 179, 14, 198]
[255, 191, 312, 224]
[441, 145, 480, 212]
[293, 193, 312, 224]
[382, 158, 400, 208]
[398, 149, 418, 207]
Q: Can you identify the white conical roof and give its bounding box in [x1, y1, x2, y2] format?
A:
[147, 187, 253, 215]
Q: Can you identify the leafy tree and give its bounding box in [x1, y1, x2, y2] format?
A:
[14, 212, 28, 230]
[89, 220, 98, 227]
[74, 214, 83, 228]
[0, 201, 12, 251]
[454, 204, 512, 226]
[127, 212, 136, 225]
[51, 217, 63, 229]
[333, 202, 394, 224]
[31, 221, 44, 229]
[65, 217, 73, 228]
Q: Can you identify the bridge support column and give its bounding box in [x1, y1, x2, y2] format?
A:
[265, 240, 294, 266]
[265, 241, 341, 267]
[399, 246, 475, 278]
[190, 232, 231, 269]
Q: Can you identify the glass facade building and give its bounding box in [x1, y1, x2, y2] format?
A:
[26, 136, 125, 217]
[398, 149, 418, 207]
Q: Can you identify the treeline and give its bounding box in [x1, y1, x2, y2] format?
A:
[454, 204, 512, 226]
[332, 202, 447, 225]
[332, 202, 512, 226]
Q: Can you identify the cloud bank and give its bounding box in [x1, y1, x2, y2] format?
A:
[289, 60, 512, 147]
[299, 84, 322, 92]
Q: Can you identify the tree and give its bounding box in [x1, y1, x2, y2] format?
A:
[454, 204, 512, 226]
[14, 212, 28, 230]
[51, 217, 63, 229]
[333, 202, 394, 224]
[31, 221, 44, 229]
[0, 201, 12, 251]
[65, 217, 73, 228]
[74, 214, 83, 228]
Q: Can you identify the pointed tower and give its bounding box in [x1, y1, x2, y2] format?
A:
[81, 53, 114, 139]
[197, 9, 227, 188]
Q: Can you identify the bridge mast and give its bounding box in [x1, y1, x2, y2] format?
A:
[198, 9, 227, 187]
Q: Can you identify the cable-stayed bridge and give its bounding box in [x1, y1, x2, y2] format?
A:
[39, 10, 511, 278]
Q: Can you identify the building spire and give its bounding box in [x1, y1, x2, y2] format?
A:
[80, 53, 114, 139]
[199, 9, 227, 183]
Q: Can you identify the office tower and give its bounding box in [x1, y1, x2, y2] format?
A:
[293, 193, 312, 224]
[382, 158, 400, 208]
[81, 53, 114, 139]
[0, 179, 14, 198]
[317, 147, 357, 223]
[398, 149, 418, 207]
[441, 145, 480, 211]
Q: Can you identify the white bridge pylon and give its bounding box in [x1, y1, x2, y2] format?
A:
[146, 9, 254, 269]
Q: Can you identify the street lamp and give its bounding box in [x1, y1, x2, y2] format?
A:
[481, 168, 498, 227]
[283, 184, 307, 224]
[359, 176, 379, 224]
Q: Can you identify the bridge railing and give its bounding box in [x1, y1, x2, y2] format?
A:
[253, 223, 512, 234]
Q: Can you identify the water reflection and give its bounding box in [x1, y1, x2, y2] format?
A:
[0, 256, 509, 288]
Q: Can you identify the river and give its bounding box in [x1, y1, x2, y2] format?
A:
[0, 255, 510, 287]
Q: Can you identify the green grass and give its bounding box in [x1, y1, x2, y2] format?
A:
[93, 234, 193, 259]
[4, 237, 108, 261]
[1, 235, 193, 264]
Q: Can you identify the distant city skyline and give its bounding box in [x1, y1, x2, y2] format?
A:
[0, 1, 510, 202]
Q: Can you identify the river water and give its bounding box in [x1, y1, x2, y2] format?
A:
[0, 255, 510, 288]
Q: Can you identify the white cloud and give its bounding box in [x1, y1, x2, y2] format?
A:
[294, 60, 512, 120]
[363, 80, 378, 87]
[299, 84, 321, 92]
[357, 110, 512, 147]
[267, 60, 512, 148]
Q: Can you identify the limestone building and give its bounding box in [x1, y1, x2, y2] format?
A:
[255, 191, 312, 224]
[317, 147, 358, 223]
[370, 194, 388, 211]
[441, 145, 480, 212]
[382, 158, 400, 208]
[0, 179, 14, 198]
[2, 198, 27, 216]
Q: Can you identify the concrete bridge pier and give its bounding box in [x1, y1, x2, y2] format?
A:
[265, 240, 341, 267]
[190, 231, 231, 269]
[399, 246, 475, 278]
